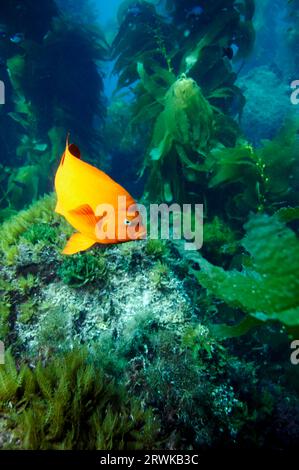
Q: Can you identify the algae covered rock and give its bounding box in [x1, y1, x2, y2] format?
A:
[0, 195, 298, 450]
[0, 198, 193, 358]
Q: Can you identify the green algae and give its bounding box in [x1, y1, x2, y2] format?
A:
[0, 194, 57, 254]
[58, 252, 107, 288]
[22, 223, 58, 245]
[0, 348, 160, 450]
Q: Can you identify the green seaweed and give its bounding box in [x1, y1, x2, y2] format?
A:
[192, 213, 299, 337]
[20, 18, 107, 157]
[0, 194, 56, 254]
[0, 0, 58, 43]
[144, 239, 168, 259]
[36, 305, 72, 354]
[17, 275, 38, 295]
[0, 301, 11, 339]
[150, 261, 170, 290]
[0, 349, 160, 450]
[22, 223, 58, 245]
[18, 300, 36, 324]
[182, 324, 216, 360]
[0, 1, 107, 214]
[143, 74, 214, 201]
[58, 252, 107, 288]
[203, 217, 238, 258]
[276, 206, 299, 223]
[112, 0, 254, 203]
[205, 121, 299, 215]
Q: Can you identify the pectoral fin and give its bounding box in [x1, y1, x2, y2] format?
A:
[68, 204, 100, 233]
[62, 232, 96, 255]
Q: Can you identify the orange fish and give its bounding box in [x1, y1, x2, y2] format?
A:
[54, 138, 145, 255]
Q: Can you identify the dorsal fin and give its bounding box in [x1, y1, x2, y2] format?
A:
[60, 151, 66, 166]
[60, 134, 81, 166]
[59, 134, 69, 166]
[68, 143, 81, 159]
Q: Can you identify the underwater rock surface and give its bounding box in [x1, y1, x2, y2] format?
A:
[238, 66, 292, 145]
[15, 241, 193, 357]
[0, 195, 299, 449]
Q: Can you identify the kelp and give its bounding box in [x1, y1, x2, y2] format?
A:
[205, 120, 299, 216]
[191, 213, 299, 338]
[276, 206, 299, 223]
[0, 0, 58, 166]
[0, 128, 64, 214]
[112, 0, 255, 203]
[113, 2, 175, 89]
[0, 5, 107, 214]
[19, 18, 107, 156]
[0, 301, 11, 339]
[149, 75, 213, 161]
[114, 0, 255, 94]
[177, 5, 254, 76]
[142, 74, 214, 201]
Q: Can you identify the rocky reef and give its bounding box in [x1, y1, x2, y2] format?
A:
[0, 194, 299, 450]
[238, 66, 293, 145]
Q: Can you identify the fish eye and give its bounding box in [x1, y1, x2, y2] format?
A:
[124, 219, 131, 226]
